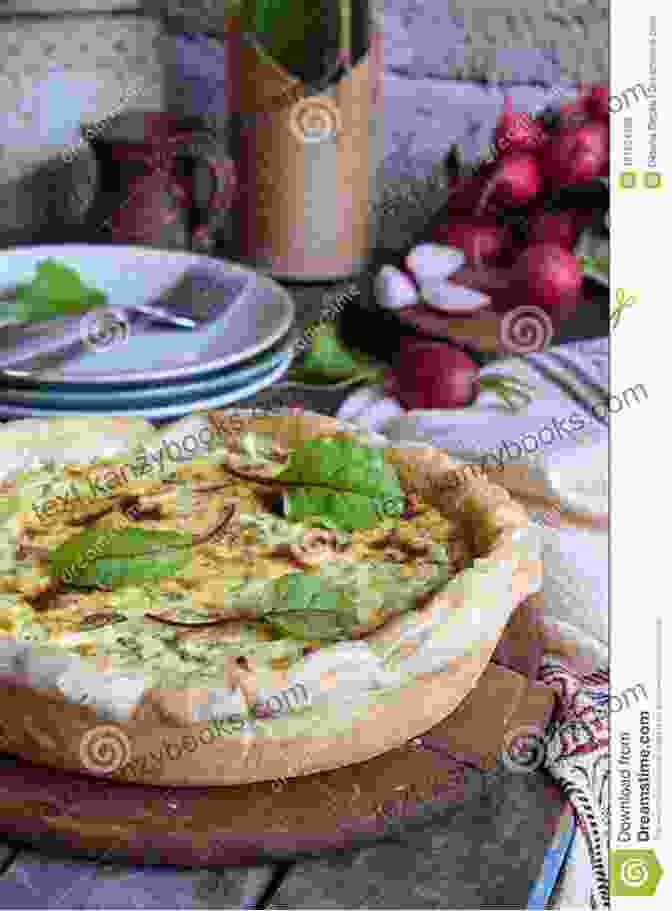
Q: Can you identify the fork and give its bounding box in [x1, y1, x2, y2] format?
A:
[0, 269, 249, 374]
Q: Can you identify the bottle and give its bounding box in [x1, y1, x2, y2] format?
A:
[232, 1, 377, 281]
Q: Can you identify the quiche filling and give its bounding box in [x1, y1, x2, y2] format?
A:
[0, 431, 475, 689]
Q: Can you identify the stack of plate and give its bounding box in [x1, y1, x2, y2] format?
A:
[0, 246, 296, 420]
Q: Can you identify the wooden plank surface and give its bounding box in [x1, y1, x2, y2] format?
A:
[267, 770, 566, 910]
[0, 850, 276, 910]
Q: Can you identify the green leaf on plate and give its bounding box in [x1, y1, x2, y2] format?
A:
[6, 259, 108, 323]
[48, 526, 194, 589]
[276, 437, 404, 530]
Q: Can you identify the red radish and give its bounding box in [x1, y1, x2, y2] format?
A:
[509, 242, 582, 321]
[450, 264, 511, 295]
[587, 83, 610, 120]
[476, 153, 542, 213]
[391, 338, 534, 411]
[436, 173, 489, 216]
[527, 210, 577, 249]
[393, 341, 479, 409]
[494, 96, 546, 156]
[540, 121, 609, 188]
[430, 216, 513, 267]
[557, 87, 593, 128]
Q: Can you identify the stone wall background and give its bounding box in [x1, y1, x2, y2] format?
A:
[0, 0, 608, 248]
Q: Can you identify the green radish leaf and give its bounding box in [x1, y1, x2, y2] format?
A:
[9, 260, 108, 322]
[67, 550, 193, 589]
[276, 437, 404, 531]
[479, 374, 535, 412]
[48, 526, 194, 588]
[289, 325, 386, 386]
[269, 572, 355, 614]
[284, 486, 397, 530]
[267, 610, 356, 642]
[264, 572, 360, 640]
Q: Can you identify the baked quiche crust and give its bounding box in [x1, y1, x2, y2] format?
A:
[0, 411, 542, 785]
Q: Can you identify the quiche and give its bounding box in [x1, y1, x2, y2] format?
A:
[0, 410, 542, 785]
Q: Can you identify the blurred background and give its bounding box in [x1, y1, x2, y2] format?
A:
[0, 0, 608, 250]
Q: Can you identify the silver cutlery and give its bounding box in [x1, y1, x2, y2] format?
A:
[0, 269, 249, 376]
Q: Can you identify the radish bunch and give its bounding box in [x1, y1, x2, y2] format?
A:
[373, 84, 609, 413]
[424, 82, 610, 323]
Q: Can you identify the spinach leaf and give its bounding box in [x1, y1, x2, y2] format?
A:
[276, 437, 404, 530]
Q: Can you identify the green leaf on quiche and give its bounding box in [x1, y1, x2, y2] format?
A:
[48, 526, 195, 589]
[265, 572, 361, 641]
[276, 437, 404, 530]
[267, 610, 355, 642]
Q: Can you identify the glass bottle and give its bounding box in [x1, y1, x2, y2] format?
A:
[232, 1, 378, 281]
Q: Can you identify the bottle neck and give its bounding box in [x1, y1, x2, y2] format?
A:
[242, 1, 371, 86]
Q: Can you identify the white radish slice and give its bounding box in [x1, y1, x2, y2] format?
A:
[421, 279, 491, 314]
[374, 265, 418, 311]
[405, 244, 465, 283]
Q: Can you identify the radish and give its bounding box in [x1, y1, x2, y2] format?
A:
[557, 87, 593, 128]
[405, 244, 465, 284]
[587, 83, 610, 120]
[391, 338, 534, 411]
[494, 96, 546, 156]
[527, 210, 578, 249]
[435, 173, 489, 216]
[510, 242, 582, 322]
[420, 279, 491, 314]
[540, 121, 609, 188]
[475, 153, 543, 213]
[430, 216, 513, 267]
[375, 265, 418, 310]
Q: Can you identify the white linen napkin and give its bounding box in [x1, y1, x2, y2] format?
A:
[337, 337, 609, 647]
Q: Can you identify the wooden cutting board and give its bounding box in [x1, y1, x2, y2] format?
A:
[0, 597, 560, 866]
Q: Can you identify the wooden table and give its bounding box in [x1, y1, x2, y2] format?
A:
[0, 276, 592, 910]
